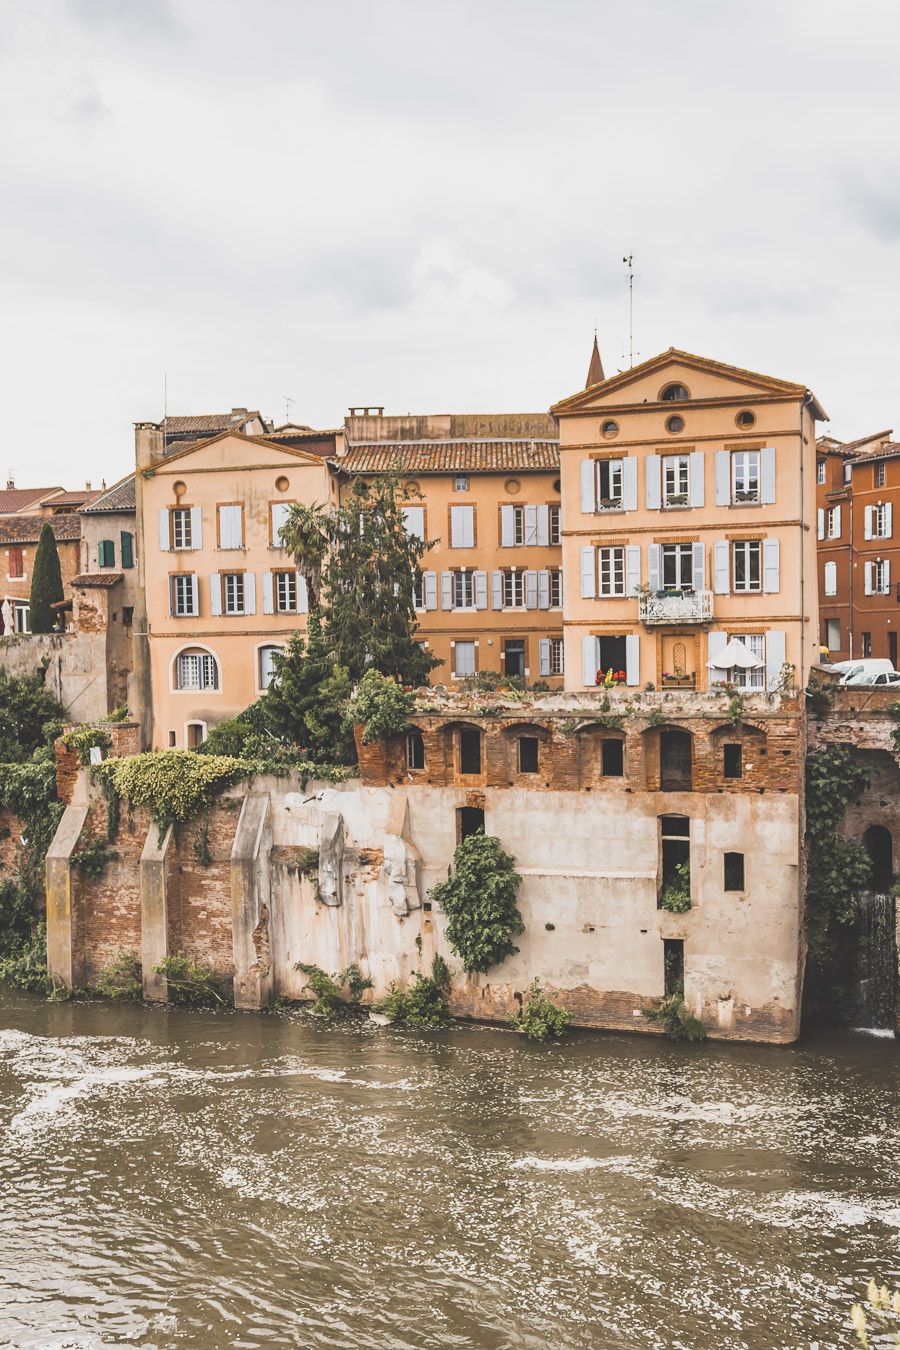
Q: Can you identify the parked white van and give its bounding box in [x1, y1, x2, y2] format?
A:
[829, 659, 900, 686]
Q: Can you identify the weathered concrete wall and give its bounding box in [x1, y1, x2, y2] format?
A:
[0, 632, 111, 723]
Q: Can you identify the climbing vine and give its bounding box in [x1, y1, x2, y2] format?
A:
[428, 834, 524, 973]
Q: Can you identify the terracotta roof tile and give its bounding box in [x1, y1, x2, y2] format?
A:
[0, 487, 64, 514]
[81, 475, 136, 514]
[342, 439, 560, 475]
[162, 411, 264, 436]
[850, 440, 900, 463]
[41, 489, 102, 508]
[71, 572, 124, 587]
[0, 515, 81, 544]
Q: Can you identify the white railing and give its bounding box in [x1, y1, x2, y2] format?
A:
[638, 589, 713, 625]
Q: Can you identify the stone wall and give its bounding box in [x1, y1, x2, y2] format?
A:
[0, 632, 113, 724]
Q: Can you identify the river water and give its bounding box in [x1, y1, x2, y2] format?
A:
[0, 994, 897, 1350]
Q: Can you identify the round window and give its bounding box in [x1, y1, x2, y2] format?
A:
[735, 409, 756, 428]
[661, 383, 689, 402]
[666, 414, 685, 434]
[275, 475, 290, 492]
[601, 419, 619, 439]
[504, 478, 521, 495]
[552, 478, 561, 493]
[406, 480, 421, 496]
[172, 480, 186, 499]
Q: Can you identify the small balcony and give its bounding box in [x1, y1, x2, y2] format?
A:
[639, 589, 713, 625]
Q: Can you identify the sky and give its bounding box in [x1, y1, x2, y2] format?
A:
[2, 0, 900, 485]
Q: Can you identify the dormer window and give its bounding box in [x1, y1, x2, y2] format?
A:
[661, 383, 689, 402]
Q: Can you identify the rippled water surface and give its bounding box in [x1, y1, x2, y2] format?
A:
[0, 993, 898, 1348]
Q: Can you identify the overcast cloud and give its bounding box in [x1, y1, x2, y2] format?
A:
[2, 0, 899, 483]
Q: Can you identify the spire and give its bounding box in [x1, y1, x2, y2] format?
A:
[586, 333, 605, 389]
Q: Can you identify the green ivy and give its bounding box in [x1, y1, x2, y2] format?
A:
[61, 725, 111, 766]
[92, 949, 142, 1001]
[509, 979, 571, 1042]
[70, 838, 119, 879]
[353, 669, 413, 743]
[294, 961, 373, 1016]
[428, 834, 524, 974]
[375, 957, 450, 1029]
[153, 952, 229, 1007]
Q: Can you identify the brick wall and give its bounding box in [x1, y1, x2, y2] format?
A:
[165, 799, 238, 976]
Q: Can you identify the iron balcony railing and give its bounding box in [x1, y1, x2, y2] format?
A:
[638, 589, 714, 625]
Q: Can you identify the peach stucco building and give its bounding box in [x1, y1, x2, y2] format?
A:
[552, 349, 825, 692]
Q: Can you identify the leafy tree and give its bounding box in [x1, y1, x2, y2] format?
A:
[353, 669, 413, 743]
[279, 501, 330, 611]
[29, 522, 64, 633]
[429, 834, 524, 973]
[263, 614, 356, 764]
[0, 668, 63, 762]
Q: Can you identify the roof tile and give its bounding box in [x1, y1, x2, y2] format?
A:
[342, 439, 560, 474]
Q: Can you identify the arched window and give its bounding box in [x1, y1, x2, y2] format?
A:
[258, 644, 283, 690]
[661, 383, 689, 402]
[175, 648, 219, 691]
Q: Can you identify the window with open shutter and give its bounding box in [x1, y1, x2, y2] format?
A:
[98, 539, 115, 568]
[120, 532, 134, 568]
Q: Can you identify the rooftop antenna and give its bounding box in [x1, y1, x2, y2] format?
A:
[163, 372, 168, 455]
[283, 394, 298, 424]
[623, 254, 635, 368]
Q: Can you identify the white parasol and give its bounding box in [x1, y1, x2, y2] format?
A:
[706, 638, 765, 671]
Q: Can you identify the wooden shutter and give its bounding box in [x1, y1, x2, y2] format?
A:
[763, 539, 780, 593]
[538, 570, 550, 608]
[243, 573, 256, 615]
[441, 572, 453, 609]
[524, 506, 538, 545]
[491, 571, 503, 609]
[423, 571, 438, 611]
[713, 540, 730, 594]
[818, 508, 826, 540]
[645, 455, 661, 509]
[580, 459, 596, 513]
[760, 448, 776, 504]
[297, 574, 309, 612]
[120, 532, 134, 568]
[580, 546, 596, 599]
[689, 452, 705, 508]
[158, 509, 170, 551]
[582, 635, 598, 686]
[707, 631, 727, 682]
[524, 570, 538, 609]
[824, 561, 836, 596]
[210, 573, 222, 616]
[536, 505, 550, 546]
[539, 639, 551, 676]
[189, 506, 202, 549]
[715, 451, 731, 506]
[691, 542, 705, 592]
[765, 630, 786, 690]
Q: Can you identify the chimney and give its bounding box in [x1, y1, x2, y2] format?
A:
[85, 481, 91, 491]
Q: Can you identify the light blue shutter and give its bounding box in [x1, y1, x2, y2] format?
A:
[766, 630, 786, 691]
[582, 635, 598, 686]
[536, 505, 550, 545]
[692, 542, 705, 592]
[524, 506, 538, 545]
[580, 546, 596, 599]
[713, 540, 730, 594]
[297, 574, 309, 612]
[402, 506, 425, 540]
[707, 631, 727, 683]
[167, 577, 174, 617]
[491, 571, 503, 609]
[189, 576, 199, 617]
[261, 572, 274, 615]
[524, 570, 538, 609]
[539, 639, 551, 676]
[832, 504, 841, 537]
[645, 455, 661, 509]
[886, 503, 893, 538]
[189, 506, 202, 549]
[820, 508, 827, 539]
[824, 561, 837, 596]
[760, 448, 776, 504]
[210, 573, 222, 616]
[580, 460, 596, 513]
[715, 451, 731, 506]
[623, 458, 638, 511]
[474, 571, 488, 610]
[441, 572, 453, 609]
[500, 505, 515, 547]
[763, 539, 780, 593]
[538, 570, 550, 608]
[158, 509, 170, 551]
[243, 572, 256, 615]
[625, 545, 640, 596]
[864, 562, 873, 595]
[625, 634, 640, 686]
[648, 544, 662, 591]
[689, 452, 705, 507]
[423, 571, 438, 610]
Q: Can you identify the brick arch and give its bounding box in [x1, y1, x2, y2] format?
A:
[642, 723, 694, 792]
[575, 721, 629, 791]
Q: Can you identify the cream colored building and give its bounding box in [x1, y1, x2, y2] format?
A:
[552, 349, 825, 692]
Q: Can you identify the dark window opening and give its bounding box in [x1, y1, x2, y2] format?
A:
[504, 639, 526, 679]
[459, 728, 482, 775]
[663, 939, 684, 997]
[168, 731, 176, 747]
[598, 634, 627, 673]
[863, 825, 893, 891]
[406, 729, 425, 771]
[186, 723, 205, 749]
[661, 383, 689, 402]
[123, 606, 134, 626]
[891, 633, 898, 669]
[518, 736, 539, 774]
[724, 852, 745, 891]
[660, 815, 690, 903]
[723, 743, 742, 779]
[862, 632, 872, 658]
[601, 738, 624, 776]
[660, 728, 692, 791]
[458, 807, 485, 842]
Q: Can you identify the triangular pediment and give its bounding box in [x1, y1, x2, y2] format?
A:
[156, 430, 332, 471]
[551, 347, 823, 418]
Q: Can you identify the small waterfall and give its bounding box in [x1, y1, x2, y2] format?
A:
[854, 892, 897, 1031]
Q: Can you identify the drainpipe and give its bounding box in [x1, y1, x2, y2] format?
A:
[848, 459, 855, 660]
[800, 396, 808, 687]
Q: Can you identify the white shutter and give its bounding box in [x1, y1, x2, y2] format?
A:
[491, 571, 503, 609]
[763, 539, 780, 593]
[536, 505, 550, 546]
[833, 504, 841, 538]
[243, 572, 256, 615]
[582, 635, 598, 687]
[538, 570, 550, 608]
[689, 452, 705, 508]
[622, 458, 638, 511]
[218, 505, 242, 549]
[864, 562, 873, 595]
[648, 543, 662, 592]
[500, 505, 516, 547]
[524, 506, 538, 546]
[886, 503, 894, 539]
[441, 572, 453, 609]
[423, 571, 438, 611]
[261, 572, 274, 615]
[474, 571, 488, 610]
[760, 448, 776, 504]
[625, 545, 641, 596]
[691, 542, 705, 592]
[270, 502, 289, 547]
[188, 575, 199, 617]
[189, 506, 202, 549]
[451, 505, 474, 547]
[824, 561, 837, 596]
[402, 506, 425, 540]
[167, 576, 174, 617]
[210, 573, 222, 617]
[580, 546, 596, 599]
[766, 630, 786, 691]
[864, 506, 873, 540]
[713, 540, 730, 594]
[646, 455, 661, 509]
[524, 570, 538, 609]
[539, 639, 551, 677]
[715, 451, 731, 507]
[707, 631, 727, 683]
[297, 574, 309, 612]
[885, 559, 892, 592]
[818, 508, 826, 540]
[580, 459, 596, 513]
[158, 509, 171, 551]
[625, 634, 640, 686]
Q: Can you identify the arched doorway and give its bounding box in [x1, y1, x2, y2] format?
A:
[863, 825, 893, 891]
[660, 729, 693, 791]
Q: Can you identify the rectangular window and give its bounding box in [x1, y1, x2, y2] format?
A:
[663, 939, 684, 997]
[731, 450, 761, 503]
[223, 572, 245, 615]
[826, 506, 840, 539]
[98, 539, 115, 568]
[258, 645, 281, 689]
[450, 505, 475, 548]
[549, 504, 561, 545]
[862, 632, 872, 657]
[7, 547, 23, 579]
[218, 504, 243, 549]
[844, 463, 852, 482]
[123, 606, 134, 626]
[873, 504, 889, 538]
[732, 540, 762, 593]
[663, 455, 690, 506]
[518, 736, 539, 774]
[823, 560, 837, 596]
[406, 730, 425, 770]
[270, 502, 290, 547]
[274, 570, 297, 612]
[453, 569, 475, 609]
[724, 852, 745, 891]
[816, 461, 826, 485]
[413, 571, 426, 610]
[171, 508, 192, 550]
[723, 744, 742, 779]
[601, 738, 624, 776]
[598, 547, 626, 597]
[14, 602, 30, 634]
[502, 570, 525, 608]
[548, 568, 563, 607]
[548, 637, 564, 676]
[504, 639, 526, 679]
[454, 475, 469, 493]
[875, 462, 886, 487]
[120, 532, 134, 569]
[171, 574, 196, 617]
[826, 618, 840, 651]
[731, 633, 765, 689]
[596, 459, 624, 510]
[453, 641, 476, 677]
[662, 543, 694, 590]
[459, 728, 481, 773]
[872, 560, 889, 594]
[512, 505, 526, 545]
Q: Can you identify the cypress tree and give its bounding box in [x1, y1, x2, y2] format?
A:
[29, 522, 64, 633]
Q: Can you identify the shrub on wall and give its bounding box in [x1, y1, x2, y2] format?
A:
[353, 670, 413, 743]
[428, 834, 524, 973]
[61, 725, 111, 766]
[509, 979, 571, 1042]
[95, 750, 246, 836]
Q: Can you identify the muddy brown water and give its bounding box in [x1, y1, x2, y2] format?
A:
[0, 992, 897, 1349]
